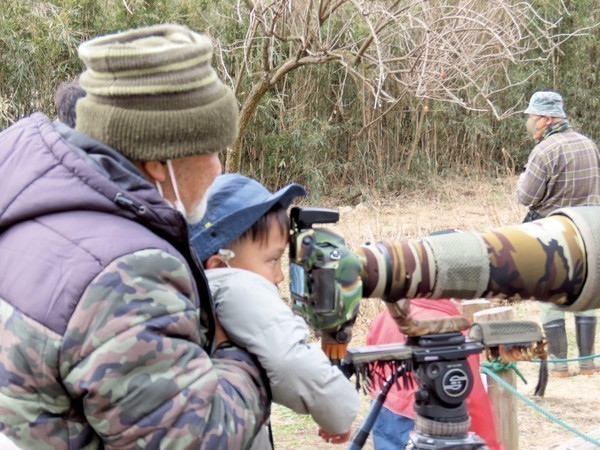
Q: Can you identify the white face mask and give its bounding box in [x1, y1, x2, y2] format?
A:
[155, 159, 208, 224]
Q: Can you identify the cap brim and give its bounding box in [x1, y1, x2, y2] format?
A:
[223, 183, 306, 238]
[191, 182, 307, 262]
[271, 183, 307, 209]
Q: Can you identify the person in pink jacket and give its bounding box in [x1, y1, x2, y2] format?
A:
[367, 298, 503, 450]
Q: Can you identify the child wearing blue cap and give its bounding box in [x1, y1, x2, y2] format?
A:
[189, 174, 360, 448]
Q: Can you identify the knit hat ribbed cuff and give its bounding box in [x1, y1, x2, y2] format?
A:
[76, 85, 238, 161]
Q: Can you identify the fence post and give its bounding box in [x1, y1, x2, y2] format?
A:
[473, 306, 519, 450]
[456, 299, 492, 324]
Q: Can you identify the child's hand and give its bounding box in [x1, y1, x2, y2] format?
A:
[318, 428, 352, 444]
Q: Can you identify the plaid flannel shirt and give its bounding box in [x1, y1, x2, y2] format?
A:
[516, 129, 600, 217]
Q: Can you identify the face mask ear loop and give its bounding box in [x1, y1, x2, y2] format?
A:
[166, 159, 187, 217]
[155, 180, 164, 197]
[218, 249, 236, 268]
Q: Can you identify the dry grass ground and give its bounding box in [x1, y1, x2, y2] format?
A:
[271, 175, 600, 450]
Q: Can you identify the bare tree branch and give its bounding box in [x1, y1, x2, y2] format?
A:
[222, 0, 597, 171]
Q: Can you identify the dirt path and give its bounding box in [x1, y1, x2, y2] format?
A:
[271, 175, 600, 450]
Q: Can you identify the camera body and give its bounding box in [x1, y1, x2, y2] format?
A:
[289, 207, 362, 333]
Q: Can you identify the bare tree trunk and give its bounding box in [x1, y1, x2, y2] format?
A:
[226, 78, 271, 173]
[225, 53, 338, 172]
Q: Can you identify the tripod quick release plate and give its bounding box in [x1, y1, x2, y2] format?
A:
[345, 343, 412, 365]
[468, 320, 543, 346]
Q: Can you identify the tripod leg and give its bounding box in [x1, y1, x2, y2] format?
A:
[348, 369, 402, 450]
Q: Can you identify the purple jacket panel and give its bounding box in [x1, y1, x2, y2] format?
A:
[0, 113, 209, 336]
[0, 210, 182, 335]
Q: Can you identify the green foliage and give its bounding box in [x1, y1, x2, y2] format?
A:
[236, 1, 598, 198]
[0, 0, 212, 127]
[0, 0, 597, 200]
[240, 91, 347, 202]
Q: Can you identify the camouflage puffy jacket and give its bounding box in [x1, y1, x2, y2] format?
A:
[0, 114, 269, 449]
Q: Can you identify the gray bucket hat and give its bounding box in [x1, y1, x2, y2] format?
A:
[524, 91, 566, 118]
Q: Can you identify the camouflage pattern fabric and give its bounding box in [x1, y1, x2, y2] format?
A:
[385, 299, 471, 337]
[290, 213, 589, 340]
[355, 241, 468, 336]
[290, 227, 362, 332]
[356, 240, 435, 301]
[356, 215, 585, 308]
[0, 249, 268, 449]
[481, 215, 585, 305]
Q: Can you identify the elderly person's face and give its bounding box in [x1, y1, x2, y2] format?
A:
[142, 152, 222, 222]
[526, 114, 551, 141]
[171, 153, 222, 221]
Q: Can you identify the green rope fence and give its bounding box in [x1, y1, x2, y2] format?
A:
[481, 356, 600, 448]
[536, 354, 598, 363]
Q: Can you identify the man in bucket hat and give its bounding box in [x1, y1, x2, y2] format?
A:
[516, 90, 599, 378]
[0, 24, 269, 449]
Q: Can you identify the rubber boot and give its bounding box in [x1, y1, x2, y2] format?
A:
[544, 319, 569, 377]
[575, 316, 597, 375]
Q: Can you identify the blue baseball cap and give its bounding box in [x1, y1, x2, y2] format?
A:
[190, 173, 307, 262]
[524, 91, 566, 118]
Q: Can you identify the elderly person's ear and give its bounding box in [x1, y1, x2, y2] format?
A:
[141, 161, 168, 184]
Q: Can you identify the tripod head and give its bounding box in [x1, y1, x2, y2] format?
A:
[345, 332, 488, 450]
[344, 317, 546, 449]
[409, 332, 478, 425]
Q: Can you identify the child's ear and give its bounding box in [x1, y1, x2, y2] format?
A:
[205, 254, 228, 269]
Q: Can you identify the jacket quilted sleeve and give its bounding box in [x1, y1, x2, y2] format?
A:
[60, 249, 269, 449]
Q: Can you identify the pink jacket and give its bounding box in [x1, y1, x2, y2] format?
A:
[366, 298, 503, 450]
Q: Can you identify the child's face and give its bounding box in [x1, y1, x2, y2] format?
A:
[227, 222, 288, 286]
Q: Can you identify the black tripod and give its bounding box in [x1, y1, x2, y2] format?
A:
[347, 332, 489, 450]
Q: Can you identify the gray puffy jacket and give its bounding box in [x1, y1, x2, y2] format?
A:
[207, 268, 361, 434]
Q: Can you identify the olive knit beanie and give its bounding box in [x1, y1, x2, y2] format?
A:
[75, 24, 239, 161]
